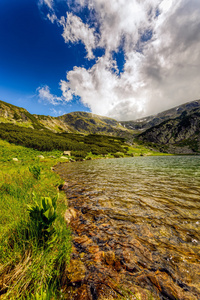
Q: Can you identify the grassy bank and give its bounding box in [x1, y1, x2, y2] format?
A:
[0, 139, 71, 299]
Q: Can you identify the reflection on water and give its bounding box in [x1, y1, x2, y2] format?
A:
[55, 156, 200, 300]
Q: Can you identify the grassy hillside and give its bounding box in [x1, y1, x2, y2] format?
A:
[58, 111, 133, 137]
[0, 121, 164, 160]
[0, 100, 46, 129]
[0, 139, 72, 299]
[0, 100, 135, 138]
[0, 122, 129, 158]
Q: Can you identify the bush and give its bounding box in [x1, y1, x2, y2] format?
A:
[29, 165, 41, 180]
[113, 152, 124, 158]
[0, 123, 128, 155]
[71, 150, 88, 158]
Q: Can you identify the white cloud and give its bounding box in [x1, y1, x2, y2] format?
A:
[38, 0, 54, 10]
[89, 0, 158, 53]
[41, 0, 200, 120]
[59, 12, 96, 59]
[50, 108, 67, 117]
[47, 13, 57, 23]
[37, 85, 63, 105]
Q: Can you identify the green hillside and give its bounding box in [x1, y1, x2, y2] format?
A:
[0, 100, 134, 138]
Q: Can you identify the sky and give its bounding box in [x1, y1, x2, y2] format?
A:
[0, 0, 200, 120]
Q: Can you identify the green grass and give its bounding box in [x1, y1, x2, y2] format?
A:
[0, 140, 71, 299]
[126, 143, 170, 157]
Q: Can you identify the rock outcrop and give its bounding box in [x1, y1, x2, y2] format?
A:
[138, 108, 200, 154]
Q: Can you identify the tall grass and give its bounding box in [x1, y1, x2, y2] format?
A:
[0, 140, 71, 299]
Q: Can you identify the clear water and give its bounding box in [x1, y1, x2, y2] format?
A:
[62, 156, 200, 227]
[56, 156, 200, 298]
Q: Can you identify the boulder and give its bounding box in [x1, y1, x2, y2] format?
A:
[37, 155, 44, 159]
[12, 158, 18, 162]
[63, 151, 71, 156]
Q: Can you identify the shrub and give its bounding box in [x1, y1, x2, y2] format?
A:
[113, 152, 124, 158]
[71, 150, 88, 158]
[29, 165, 41, 180]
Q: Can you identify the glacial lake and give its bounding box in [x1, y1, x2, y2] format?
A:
[55, 156, 200, 299]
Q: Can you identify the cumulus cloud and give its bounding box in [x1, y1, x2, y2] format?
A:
[40, 0, 200, 120]
[37, 85, 63, 105]
[59, 12, 96, 59]
[60, 53, 147, 119]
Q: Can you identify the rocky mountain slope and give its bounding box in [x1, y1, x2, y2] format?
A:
[121, 99, 200, 132]
[138, 107, 200, 154]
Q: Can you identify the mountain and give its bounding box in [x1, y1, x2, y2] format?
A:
[1, 98, 200, 154]
[0, 100, 133, 138]
[121, 99, 200, 132]
[138, 107, 200, 154]
[57, 111, 131, 137]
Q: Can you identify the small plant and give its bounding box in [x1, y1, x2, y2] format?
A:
[29, 165, 41, 180]
[28, 194, 57, 241]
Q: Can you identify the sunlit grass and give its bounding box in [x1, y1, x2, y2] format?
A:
[0, 140, 71, 299]
[127, 143, 170, 156]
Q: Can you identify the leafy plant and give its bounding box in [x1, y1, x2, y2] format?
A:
[28, 194, 57, 241]
[29, 165, 41, 180]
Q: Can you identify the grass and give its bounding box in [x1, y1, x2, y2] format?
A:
[0, 139, 71, 299]
[125, 143, 169, 157]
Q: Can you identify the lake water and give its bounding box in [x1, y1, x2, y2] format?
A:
[55, 156, 200, 299]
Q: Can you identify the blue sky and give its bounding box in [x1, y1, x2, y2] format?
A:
[0, 0, 91, 116]
[0, 0, 200, 120]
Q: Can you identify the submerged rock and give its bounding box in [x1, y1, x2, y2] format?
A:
[64, 208, 77, 224]
[65, 258, 86, 283]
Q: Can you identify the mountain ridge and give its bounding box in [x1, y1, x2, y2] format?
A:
[121, 99, 200, 131]
[1, 98, 200, 133]
[1, 98, 200, 154]
[0, 99, 134, 138]
[138, 106, 200, 154]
